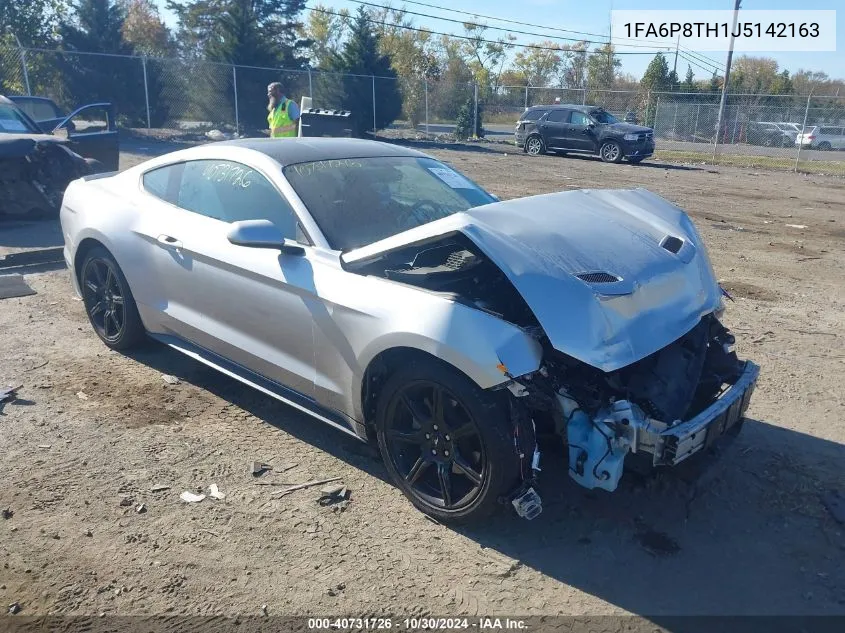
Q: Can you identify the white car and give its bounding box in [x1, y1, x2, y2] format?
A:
[796, 125, 845, 150]
[59, 138, 760, 523]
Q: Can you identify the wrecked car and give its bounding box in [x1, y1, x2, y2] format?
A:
[1, 95, 117, 218]
[60, 138, 760, 523]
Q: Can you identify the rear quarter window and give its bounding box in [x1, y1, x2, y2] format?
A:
[520, 109, 547, 122]
[142, 165, 179, 205]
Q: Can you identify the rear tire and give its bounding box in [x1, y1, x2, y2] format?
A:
[818, 141, 832, 151]
[600, 140, 623, 163]
[375, 356, 521, 524]
[80, 246, 145, 350]
[525, 135, 545, 156]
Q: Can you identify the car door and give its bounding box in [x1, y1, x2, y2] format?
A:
[563, 110, 598, 151]
[833, 127, 845, 150]
[136, 158, 319, 398]
[53, 103, 119, 171]
[538, 109, 570, 148]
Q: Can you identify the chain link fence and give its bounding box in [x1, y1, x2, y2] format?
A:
[2, 45, 844, 174]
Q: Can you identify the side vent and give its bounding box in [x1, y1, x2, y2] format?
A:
[576, 272, 621, 284]
[661, 235, 684, 254]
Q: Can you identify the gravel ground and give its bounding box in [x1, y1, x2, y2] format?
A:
[1, 142, 844, 621]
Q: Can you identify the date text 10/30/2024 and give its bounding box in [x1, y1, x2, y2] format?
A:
[307, 618, 528, 630]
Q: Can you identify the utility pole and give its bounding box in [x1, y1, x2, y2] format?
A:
[713, 0, 741, 159]
[672, 34, 680, 78]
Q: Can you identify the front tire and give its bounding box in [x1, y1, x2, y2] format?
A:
[600, 140, 624, 163]
[525, 135, 545, 156]
[80, 246, 145, 350]
[375, 357, 521, 524]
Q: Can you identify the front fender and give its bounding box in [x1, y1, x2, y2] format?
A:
[350, 310, 543, 422]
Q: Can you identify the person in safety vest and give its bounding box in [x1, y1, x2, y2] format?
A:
[267, 82, 300, 138]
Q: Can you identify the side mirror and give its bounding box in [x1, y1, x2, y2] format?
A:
[227, 219, 304, 255]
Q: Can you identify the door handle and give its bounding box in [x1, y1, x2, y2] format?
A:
[157, 234, 183, 249]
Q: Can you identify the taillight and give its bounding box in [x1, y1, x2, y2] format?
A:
[808, 135, 816, 140]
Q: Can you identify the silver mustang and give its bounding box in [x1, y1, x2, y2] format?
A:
[60, 138, 759, 522]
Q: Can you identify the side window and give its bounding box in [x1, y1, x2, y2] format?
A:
[521, 109, 546, 122]
[66, 105, 111, 134]
[176, 160, 300, 239]
[570, 111, 591, 126]
[546, 110, 568, 123]
[142, 165, 179, 205]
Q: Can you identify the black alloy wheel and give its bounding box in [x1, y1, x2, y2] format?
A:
[383, 380, 486, 511]
[80, 247, 145, 350]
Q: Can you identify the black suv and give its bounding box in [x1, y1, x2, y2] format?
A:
[515, 104, 655, 164]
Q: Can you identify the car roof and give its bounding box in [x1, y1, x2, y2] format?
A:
[524, 104, 598, 113]
[8, 95, 51, 101]
[213, 137, 430, 166]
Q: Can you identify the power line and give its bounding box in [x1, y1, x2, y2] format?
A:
[678, 46, 723, 73]
[308, 6, 671, 55]
[355, 0, 727, 72]
[340, 0, 667, 49]
[677, 50, 721, 77]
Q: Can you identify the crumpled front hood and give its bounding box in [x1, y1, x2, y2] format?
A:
[0, 134, 68, 159]
[344, 188, 722, 372]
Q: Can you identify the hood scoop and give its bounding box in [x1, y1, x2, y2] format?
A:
[576, 271, 621, 284]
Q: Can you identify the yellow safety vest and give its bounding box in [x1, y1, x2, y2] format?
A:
[268, 99, 297, 138]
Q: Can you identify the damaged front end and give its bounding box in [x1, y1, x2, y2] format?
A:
[0, 137, 93, 218]
[509, 315, 759, 493]
[342, 187, 761, 514]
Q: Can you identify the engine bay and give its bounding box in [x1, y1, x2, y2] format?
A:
[347, 235, 540, 329]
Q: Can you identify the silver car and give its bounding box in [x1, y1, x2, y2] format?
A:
[60, 138, 759, 523]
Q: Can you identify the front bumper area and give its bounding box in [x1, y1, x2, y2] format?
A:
[563, 360, 760, 491]
[621, 139, 655, 158]
[658, 360, 759, 465]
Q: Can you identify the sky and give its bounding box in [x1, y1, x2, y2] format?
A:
[154, 0, 844, 84]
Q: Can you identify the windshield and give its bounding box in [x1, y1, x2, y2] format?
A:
[591, 110, 619, 124]
[0, 104, 39, 134]
[284, 156, 496, 251]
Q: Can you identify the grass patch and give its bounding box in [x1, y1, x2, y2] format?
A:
[654, 149, 845, 176]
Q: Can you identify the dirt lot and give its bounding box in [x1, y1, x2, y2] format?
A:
[1, 142, 844, 623]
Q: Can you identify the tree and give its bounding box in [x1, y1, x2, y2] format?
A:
[429, 35, 473, 122]
[371, 7, 440, 126]
[511, 42, 563, 87]
[640, 53, 670, 93]
[667, 69, 679, 91]
[586, 43, 620, 92]
[119, 0, 173, 55]
[298, 2, 348, 69]
[58, 0, 147, 123]
[681, 65, 696, 92]
[167, 0, 310, 66]
[558, 41, 588, 89]
[329, 6, 402, 136]
[167, 0, 311, 129]
[0, 0, 69, 47]
[729, 56, 793, 95]
[460, 22, 510, 95]
[709, 72, 721, 93]
[453, 94, 481, 140]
